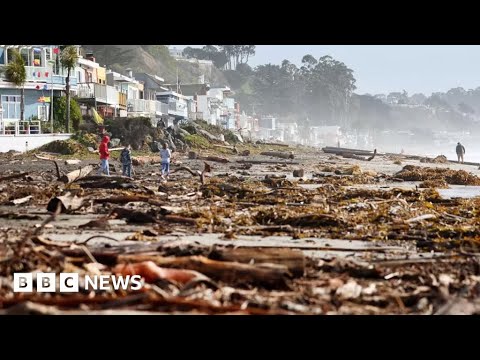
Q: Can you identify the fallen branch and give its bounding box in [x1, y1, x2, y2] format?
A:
[34, 154, 61, 179]
[236, 160, 299, 165]
[59, 165, 94, 184]
[117, 255, 292, 289]
[208, 247, 305, 277]
[94, 195, 152, 204]
[171, 162, 211, 184]
[260, 151, 294, 159]
[0, 172, 29, 182]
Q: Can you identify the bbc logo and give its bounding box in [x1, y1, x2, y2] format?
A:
[13, 272, 143, 292]
[14, 273, 79, 293]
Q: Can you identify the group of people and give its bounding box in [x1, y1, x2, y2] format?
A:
[97, 135, 172, 179]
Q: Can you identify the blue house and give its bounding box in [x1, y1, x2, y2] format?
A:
[0, 45, 78, 134]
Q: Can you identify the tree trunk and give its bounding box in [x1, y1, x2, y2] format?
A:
[66, 67, 71, 133]
[20, 86, 25, 121]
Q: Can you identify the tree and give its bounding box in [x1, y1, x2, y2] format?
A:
[53, 96, 82, 132]
[4, 49, 26, 120]
[458, 102, 475, 114]
[60, 45, 79, 133]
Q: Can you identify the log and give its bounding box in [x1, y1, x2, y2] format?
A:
[265, 142, 290, 147]
[208, 248, 305, 277]
[237, 159, 300, 165]
[59, 165, 94, 184]
[65, 159, 81, 165]
[77, 175, 133, 182]
[322, 146, 377, 156]
[0, 172, 29, 182]
[93, 195, 152, 204]
[9, 195, 33, 205]
[201, 156, 230, 163]
[260, 151, 294, 159]
[213, 144, 235, 150]
[46, 192, 84, 213]
[116, 255, 291, 289]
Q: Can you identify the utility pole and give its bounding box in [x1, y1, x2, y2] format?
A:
[48, 59, 55, 133]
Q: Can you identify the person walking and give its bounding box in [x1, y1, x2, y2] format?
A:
[160, 142, 172, 180]
[456, 142, 466, 163]
[120, 144, 132, 178]
[98, 135, 110, 176]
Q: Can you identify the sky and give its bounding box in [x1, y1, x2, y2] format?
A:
[172, 45, 480, 96]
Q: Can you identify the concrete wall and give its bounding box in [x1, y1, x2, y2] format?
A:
[0, 134, 71, 153]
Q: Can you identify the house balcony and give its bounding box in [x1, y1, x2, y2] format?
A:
[167, 101, 188, 118]
[127, 99, 168, 117]
[76, 82, 118, 106]
[0, 65, 78, 87]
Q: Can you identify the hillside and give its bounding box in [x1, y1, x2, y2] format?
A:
[82, 45, 229, 86]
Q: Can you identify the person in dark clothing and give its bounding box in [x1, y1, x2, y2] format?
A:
[120, 144, 132, 177]
[456, 142, 466, 163]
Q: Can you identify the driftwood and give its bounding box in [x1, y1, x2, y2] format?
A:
[65, 159, 81, 165]
[9, 195, 33, 205]
[201, 156, 230, 163]
[46, 192, 84, 213]
[171, 163, 211, 184]
[322, 146, 377, 156]
[262, 142, 290, 148]
[208, 247, 305, 277]
[93, 195, 152, 204]
[34, 154, 61, 179]
[260, 151, 294, 159]
[0, 172, 29, 182]
[237, 159, 300, 165]
[213, 144, 235, 150]
[59, 165, 94, 184]
[116, 255, 291, 289]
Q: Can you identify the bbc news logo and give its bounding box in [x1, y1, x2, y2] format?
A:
[14, 273, 143, 293]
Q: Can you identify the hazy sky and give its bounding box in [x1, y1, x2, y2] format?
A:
[173, 45, 480, 96]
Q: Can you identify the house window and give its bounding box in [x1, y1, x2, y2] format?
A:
[0, 47, 5, 64]
[1, 95, 21, 120]
[38, 104, 50, 121]
[45, 48, 51, 62]
[20, 48, 29, 66]
[33, 48, 42, 67]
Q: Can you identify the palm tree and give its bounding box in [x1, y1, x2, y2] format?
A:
[5, 49, 26, 120]
[60, 45, 79, 133]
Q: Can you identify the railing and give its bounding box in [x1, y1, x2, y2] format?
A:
[77, 83, 117, 105]
[0, 121, 41, 135]
[1, 65, 77, 86]
[128, 99, 169, 116]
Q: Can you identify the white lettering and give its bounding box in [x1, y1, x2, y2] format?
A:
[84, 275, 98, 290]
[130, 275, 143, 291]
[111, 275, 130, 290]
[99, 275, 110, 290]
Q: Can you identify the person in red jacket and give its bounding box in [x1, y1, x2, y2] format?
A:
[98, 135, 110, 176]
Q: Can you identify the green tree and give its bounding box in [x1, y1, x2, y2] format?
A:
[60, 45, 79, 133]
[4, 49, 26, 120]
[53, 96, 82, 132]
